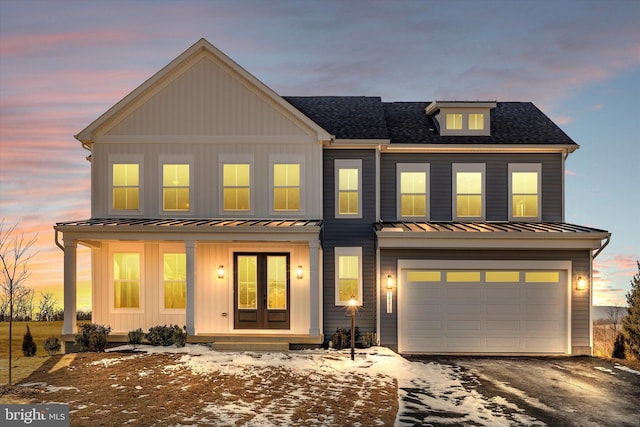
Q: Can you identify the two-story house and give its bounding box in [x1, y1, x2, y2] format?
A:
[55, 39, 610, 355]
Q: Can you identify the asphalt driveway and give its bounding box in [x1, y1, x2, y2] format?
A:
[403, 355, 640, 427]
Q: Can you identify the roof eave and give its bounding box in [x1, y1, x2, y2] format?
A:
[382, 143, 579, 154]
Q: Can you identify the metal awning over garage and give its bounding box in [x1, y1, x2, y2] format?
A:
[375, 221, 610, 252]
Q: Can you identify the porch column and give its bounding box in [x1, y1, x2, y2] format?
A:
[62, 238, 77, 335]
[308, 240, 321, 336]
[185, 240, 196, 336]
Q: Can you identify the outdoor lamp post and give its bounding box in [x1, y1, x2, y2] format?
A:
[348, 296, 357, 361]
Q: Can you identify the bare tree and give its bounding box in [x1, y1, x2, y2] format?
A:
[607, 304, 624, 335]
[37, 291, 58, 322]
[0, 220, 38, 385]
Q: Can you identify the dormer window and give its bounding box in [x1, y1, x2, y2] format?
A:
[426, 101, 495, 136]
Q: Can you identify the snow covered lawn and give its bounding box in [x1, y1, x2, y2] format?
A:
[0, 344, 573, 426]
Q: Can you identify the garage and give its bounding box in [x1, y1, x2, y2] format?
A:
[398, 261, 570, 354]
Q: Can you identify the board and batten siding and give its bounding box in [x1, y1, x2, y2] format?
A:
[91, 241, 312, 335]
[103, 55, 315, 139]
[91, 142, 323, 219]
[378, 249, 592, 353]
[92, 242, 186, 334]
[379, 153, 564, 222]
[322, 149, 378, 342]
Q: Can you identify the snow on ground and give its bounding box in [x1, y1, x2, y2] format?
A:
[614, 363, 640, 375]
[104, 344, 543, 426]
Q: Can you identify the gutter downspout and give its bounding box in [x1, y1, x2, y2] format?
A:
[55, 228, 64, 251]
[592, 235, 610, 260]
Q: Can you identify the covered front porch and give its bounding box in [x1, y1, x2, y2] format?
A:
[55, 218, 324, 349]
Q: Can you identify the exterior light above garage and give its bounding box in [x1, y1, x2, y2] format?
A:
[576, 276, 586, 291]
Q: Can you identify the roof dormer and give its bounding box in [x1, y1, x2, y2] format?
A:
[426, 101, 496, 136]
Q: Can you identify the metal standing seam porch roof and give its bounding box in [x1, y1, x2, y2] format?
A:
[375, 221, 609, 234]
[56, 218, 322, 228]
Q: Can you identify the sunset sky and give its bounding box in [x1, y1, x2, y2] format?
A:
[1, 0, 638, 311]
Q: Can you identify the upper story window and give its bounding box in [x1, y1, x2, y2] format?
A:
[468, 113, 484, 130]
[335, 159, 362, 218]
[397, 163, 429, 219]
[335, 247, 362, 306]
[509, 163, 541, 221]
[113, 252, 140, 309]
[162, 164, 190, 211]
[112, 164, 139, 211]
[273, 163, 300, 212]
[223, 163, 251, 211]
[453, 163, 485, 221]
[426, 101, 495, 136]
[162, 253, 186, 310]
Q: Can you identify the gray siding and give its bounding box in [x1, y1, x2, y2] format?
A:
[378, 249, 592, 352]
[380, 153, 564, 222]
[322, 149, 377, 341]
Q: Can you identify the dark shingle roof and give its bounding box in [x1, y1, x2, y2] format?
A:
[283, 96, 388, 139]
[284, 97, 577, 146]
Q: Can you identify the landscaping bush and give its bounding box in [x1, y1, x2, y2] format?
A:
[22, 324, 37, 356]
[128, 328, 145, 349]
[612, 332, 626, 359]
[146, 324, 187, 347]
[329, 327, 361, 350]
[43, 336, 61, 355]
[74, 323, 112, 352]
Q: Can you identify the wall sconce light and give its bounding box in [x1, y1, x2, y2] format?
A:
[296, 265, 304, 279]
[576, 276, 586, 291]
[386, 274, 394, 290]
[217, 265, 225, 279]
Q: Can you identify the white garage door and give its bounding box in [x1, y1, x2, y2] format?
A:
[399, 265, 568, 354]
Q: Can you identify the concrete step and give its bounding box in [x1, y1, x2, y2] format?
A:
[212, 341, 289, 352]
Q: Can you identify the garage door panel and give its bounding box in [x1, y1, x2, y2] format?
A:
[447, 304, 482, 316]
[486, 320, 521, 331]
[446, 288, 481, 299]
[486, 288, 520, 299]
[486, 304, 521, 315]
[400, 267, 568, 354]
[447, 320, 482, 331]
[487, 337, 522, 349]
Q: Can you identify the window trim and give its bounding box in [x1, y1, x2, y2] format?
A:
[109, 244, 144, 314]
[396, 163, 430, 220]
[439, 109, 491, 136]
[159, 155, 193, 215]
[452, 163, 486, 221]
[334, 247, 363, 306]
[334, 159, 362, 219]
[109, 154, 144, 215]
[159, 244, 187, 314]
[269, 154, 305, 216]
[508, 163, 542, 222]
[219, 154, 254, 216]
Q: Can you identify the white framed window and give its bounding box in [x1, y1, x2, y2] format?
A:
[453, 163, 485, 221]
[468, 113, 485, 130]
[160, 155, 193, 214]
[110, 244, 144, 313]
[219, 154, 254, 215]
[397, 163, 430, 219]
[509, 163, 541, 221]
[335, 159, 362, 218]
[270, 155, 304, 214]
[161, 251, 186, 311]
[109, 154, 143, 214]
[446, 113, 463, 130]
[334, 247, 362, 306]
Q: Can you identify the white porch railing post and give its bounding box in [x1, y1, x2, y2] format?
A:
[308, 240, 321, 337]
[185, 240, 196, 336]
[62, 238, 77, 335]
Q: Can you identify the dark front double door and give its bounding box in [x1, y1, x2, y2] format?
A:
[234, 253, 290, 329]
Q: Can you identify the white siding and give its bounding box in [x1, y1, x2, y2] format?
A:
[103, 56, 314, 139]
[92, 142, 323, 218]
